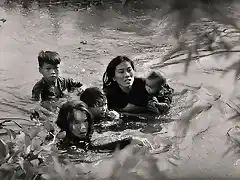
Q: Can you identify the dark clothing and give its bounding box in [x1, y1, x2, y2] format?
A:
[57, 136, 133, 153]
[32, 77, 83, 101]
[103, 77, 149, 110]
[103, 77, 174, 110]
[148, 83, 174, 106]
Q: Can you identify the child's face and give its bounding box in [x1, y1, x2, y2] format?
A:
[89, 100, 108, 118]
[145, 79, 162, 94]
[39, 63, 60, 82]
[69, 110, 89, 139]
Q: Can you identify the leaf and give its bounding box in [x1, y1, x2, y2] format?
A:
[4, 129, 16, 140]
[184, 49, 192, 74]
[28, 127, 41, 139]
[41, 145, 52, 152]
[56, 131, 66, 140]
[52, 156, 64, 178]
[162, 42, 185, 62]
[31, 138, 42, 151]
[177, 101, 212, 138]
[10, 171, 16, 180]
[6, 142, 15, 152]
[19, 158, 35, 179]
[41, 174, 51, 180]
[24, 134, 31, 148]
[0, 139, 9, 161]
[0, 164, 16, 172]
[25, 145, 31, 155]
[227, 126, 240, 145]
[222, 60, 240, 81]
[43, 121, 54, 132]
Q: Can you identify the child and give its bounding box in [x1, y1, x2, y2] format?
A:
[79, 87, 120, 122]
[145, 71, 174, 114]
[55, 100, 152, 152]
[32, 50, 84, 103]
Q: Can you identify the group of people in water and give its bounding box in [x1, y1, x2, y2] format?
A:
[31, 50, 174, 152]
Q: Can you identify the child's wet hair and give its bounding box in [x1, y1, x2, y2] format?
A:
[80, 87, 107, 108]
[147, 71, 166, 87]
[38, 50, 61, 68]
[56, 100, 93, 142]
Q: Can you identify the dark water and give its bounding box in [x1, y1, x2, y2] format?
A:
[1, 0, 240, 179]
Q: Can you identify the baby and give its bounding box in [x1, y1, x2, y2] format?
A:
[145, 71, 174, 114]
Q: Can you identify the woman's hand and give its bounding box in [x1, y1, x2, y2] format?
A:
[107, 110, 120, 119]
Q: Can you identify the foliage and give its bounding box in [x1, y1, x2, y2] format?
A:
[0, 115, 172, 180]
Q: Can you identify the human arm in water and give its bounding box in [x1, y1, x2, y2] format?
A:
[120, 103, 147, 113]
[92, 136, 153, 152]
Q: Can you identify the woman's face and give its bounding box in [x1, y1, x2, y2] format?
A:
[69, 110, 89, 139]
[114, 61, 134, 89]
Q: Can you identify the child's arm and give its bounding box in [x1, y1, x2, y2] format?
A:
[157, 83, 174, 106]
[121, 103, 147, 113]
[147, 99, 160, 114]
[65, 78, 85, 93]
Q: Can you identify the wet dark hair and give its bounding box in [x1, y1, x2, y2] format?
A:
[102, 56, 135, 88]
[80, 87, 107, 108]
[56, 100, 93, 143]
[38, 50, 61, 68]
[146, 71, 166, 88]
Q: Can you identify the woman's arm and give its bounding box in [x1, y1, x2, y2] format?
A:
[93, 137, 133, 152]
[92, 136, 153, 152]
[120, 103, 147, 113]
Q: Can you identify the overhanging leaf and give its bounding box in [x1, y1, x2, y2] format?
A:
[184, 49, 192, 74]
[28, 127, 41, 139]
[0, 139, 9, 162]
[24, 134, 31, 148]
[43, 121, 54, 133]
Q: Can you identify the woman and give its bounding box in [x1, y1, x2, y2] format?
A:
[55, 100, 152, 152]
[103, 56, 173, 113]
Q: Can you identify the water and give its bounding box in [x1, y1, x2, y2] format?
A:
[1, 0, 240, 179]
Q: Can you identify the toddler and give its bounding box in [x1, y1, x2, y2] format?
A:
[145, 71, 174, 114]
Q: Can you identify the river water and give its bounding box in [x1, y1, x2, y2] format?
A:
[1, 0, 240, 179]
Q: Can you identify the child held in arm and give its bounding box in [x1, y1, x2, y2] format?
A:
[80, 87, 120, 122]
[145, 71, 174, 114]
[32, 50, 85, 111]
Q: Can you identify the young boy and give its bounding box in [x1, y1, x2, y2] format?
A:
[80, 87, 120, 122]
[145, 71, 174, 114]
[32, 50, 84, 103]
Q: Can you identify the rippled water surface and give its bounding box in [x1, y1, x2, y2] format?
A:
[1, 0, 240, 178]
